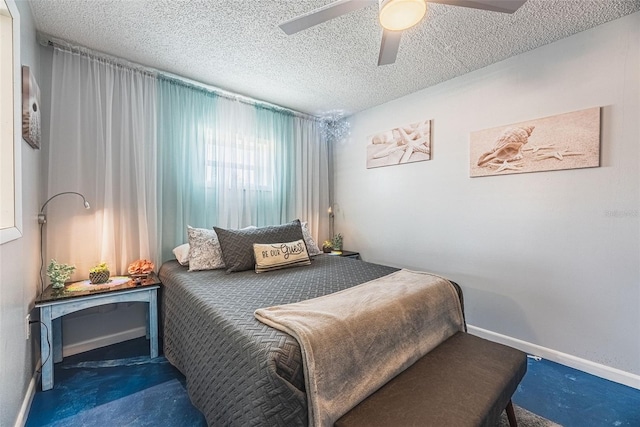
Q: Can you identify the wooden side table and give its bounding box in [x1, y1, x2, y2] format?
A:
[34, 272, 161, 391]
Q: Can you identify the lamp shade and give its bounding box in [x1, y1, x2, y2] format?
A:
[379, 0, 427, 31]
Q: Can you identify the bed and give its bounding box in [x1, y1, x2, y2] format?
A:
[160, 254, 463, 426]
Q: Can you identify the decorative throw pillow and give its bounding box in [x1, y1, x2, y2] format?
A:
[214, 219, 306, 273]
[301, 221, 322, 256]
[173, 243, 190, 266]
[187, 226, 225, 271]
[253, 239, 311, 273]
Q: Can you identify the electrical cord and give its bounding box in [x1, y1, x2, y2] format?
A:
[30, 320, 50, 374]
[40, 222, 45, 293]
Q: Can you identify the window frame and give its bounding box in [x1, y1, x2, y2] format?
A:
[0, 0, 23, 245]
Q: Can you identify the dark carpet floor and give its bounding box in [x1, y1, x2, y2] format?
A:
[26, 337, 640, 426]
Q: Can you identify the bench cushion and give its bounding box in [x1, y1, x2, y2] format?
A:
[335, 332, 527, 427]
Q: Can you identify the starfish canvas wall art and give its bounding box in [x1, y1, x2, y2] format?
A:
[470, 107, 600, 177]
[366, 119, 431, 169]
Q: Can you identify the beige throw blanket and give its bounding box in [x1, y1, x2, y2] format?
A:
[254, 269, 465, 427]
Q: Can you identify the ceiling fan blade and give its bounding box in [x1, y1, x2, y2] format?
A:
[378, 30, 402, 66]
[427, 0, 527, 14]
[279, 0, 376, 35]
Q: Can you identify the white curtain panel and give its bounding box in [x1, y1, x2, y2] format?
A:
[283, 114, 331, 251]
[47, 47, 158, 279]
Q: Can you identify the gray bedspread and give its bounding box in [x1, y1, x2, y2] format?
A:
[160, 255, 398, 426]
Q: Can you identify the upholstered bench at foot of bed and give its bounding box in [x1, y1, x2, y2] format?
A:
[335, 331, 527, 427]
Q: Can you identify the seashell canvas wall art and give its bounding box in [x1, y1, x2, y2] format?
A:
[470, 107, 600, 177]
[366, 119, 431, 169]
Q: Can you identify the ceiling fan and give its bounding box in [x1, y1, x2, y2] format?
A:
[279, 0, 527, 66]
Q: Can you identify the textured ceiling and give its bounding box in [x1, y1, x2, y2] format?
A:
[29, 0, 640, 116]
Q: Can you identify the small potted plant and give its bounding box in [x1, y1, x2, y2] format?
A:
[322, 240, 333, 253]
[331, 233, 343, 252]
[47, 259, 76, 289]
[89, 262, 110, 284]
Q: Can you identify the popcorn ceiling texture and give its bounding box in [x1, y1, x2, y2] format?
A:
[29, 0, 639, 115]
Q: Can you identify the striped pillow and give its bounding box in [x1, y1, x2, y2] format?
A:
[253, 239, 311, 273]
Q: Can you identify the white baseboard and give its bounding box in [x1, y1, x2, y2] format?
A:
[15, 358, 40, 427]
[63, 326, 147, 357]
[467, 325, 640, 390]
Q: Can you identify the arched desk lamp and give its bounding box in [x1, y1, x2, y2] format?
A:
[39, 192, 91, 292]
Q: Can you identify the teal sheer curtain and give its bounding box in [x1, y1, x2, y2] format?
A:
[157, 77, 330, 261]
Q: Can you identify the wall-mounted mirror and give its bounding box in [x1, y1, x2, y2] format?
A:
[0, 0, 22, 244]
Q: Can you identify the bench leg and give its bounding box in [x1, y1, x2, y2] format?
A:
[505, 400, 518, 427]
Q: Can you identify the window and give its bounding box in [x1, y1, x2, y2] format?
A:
[204, 128, 274, 191]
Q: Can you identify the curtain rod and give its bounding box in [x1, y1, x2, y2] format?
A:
[37, 32, 324, 122]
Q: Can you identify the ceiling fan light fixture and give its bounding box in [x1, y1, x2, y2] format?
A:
[379, 0, 427, 31]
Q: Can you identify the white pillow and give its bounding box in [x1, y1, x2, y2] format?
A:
[253, 239, 311, 273]
[173, 243, 190, 266]
[301, 221, 322, 256]
[187, 226, 225, 271]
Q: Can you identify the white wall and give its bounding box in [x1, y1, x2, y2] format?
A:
[334, 12, 639, 382]
[0, 0, 42, 425]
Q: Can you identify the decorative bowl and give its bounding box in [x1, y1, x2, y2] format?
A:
[89, 270, 110, 284]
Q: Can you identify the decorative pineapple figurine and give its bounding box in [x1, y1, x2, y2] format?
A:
[89, 262, 110, 284]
